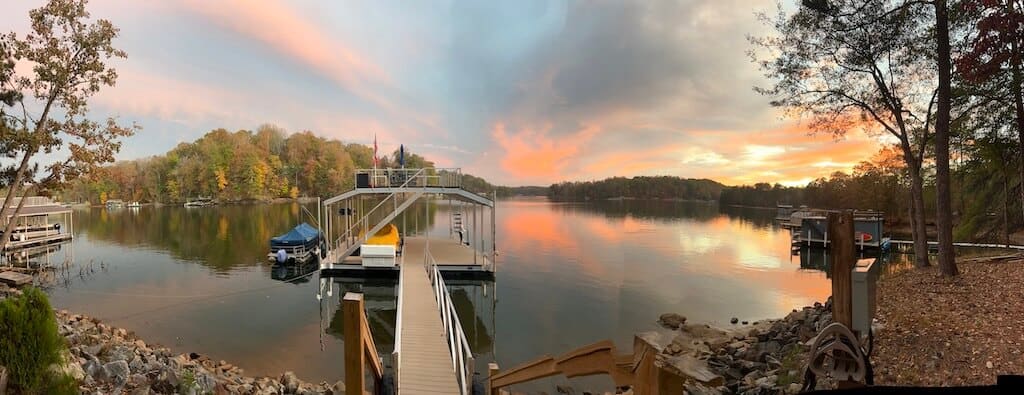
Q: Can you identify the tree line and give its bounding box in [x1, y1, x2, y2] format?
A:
[546, 176, 723, 201]
[58, 125, 466, 204]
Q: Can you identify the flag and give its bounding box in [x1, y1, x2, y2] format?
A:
[399, 144, 405, 168]
[372, 134, 378, 168]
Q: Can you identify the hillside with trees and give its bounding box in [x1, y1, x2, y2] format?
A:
[59, 125, 484, 204]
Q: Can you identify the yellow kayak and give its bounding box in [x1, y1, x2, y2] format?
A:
[364, 223, 401, 250]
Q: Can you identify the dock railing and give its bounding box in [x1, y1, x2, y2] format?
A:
[392, 252, 406, 389]
[334, 168, 427, 256]
[356, 168, 463, 189]
[343, 292, 384, 395]
[424, 246, 475, 395]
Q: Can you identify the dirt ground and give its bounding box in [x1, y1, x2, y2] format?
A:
[872, 256, 1024, 386]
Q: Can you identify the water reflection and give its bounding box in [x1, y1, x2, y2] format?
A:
[22, 199, 881, 389]
[270, 261, 320, 283]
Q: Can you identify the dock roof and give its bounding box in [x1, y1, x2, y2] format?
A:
[2, 204, 72, 218]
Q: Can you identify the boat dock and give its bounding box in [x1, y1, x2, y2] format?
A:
[394, 242, 464, 394]
[2, 197, 74, 253]
[319, 167, 492, 395]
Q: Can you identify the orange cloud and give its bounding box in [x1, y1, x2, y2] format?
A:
[491, 123, 601, 182]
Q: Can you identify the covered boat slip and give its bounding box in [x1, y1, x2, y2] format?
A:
[320, 167, 496, 277]
[790, 210, 888, 250]
[1, 198, 74, 252]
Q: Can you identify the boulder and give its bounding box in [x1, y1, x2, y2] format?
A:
[195, 369, 218, 394]
[84, 359, 106, 381]
[104, 360, 130, 385]
[658, 313, 687, 329]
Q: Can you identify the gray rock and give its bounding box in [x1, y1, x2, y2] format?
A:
[84, 344, 103, 358]
[754, 374, 778, 389]
[731, 317, 739, 324]
[128, 356, 145, 373]
[129, 373, 147, 386]
[556, 384, 576, 394]
[658, 313, 687, 329]
[84, 359, 106, 381]
[195, 369, 218, 394]
[104, 360, 130, 385]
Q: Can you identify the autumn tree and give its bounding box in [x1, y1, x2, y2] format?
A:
[751, 0, 936, 267]
[959, 0, 1024, 230]
[0, 0, 136, 251]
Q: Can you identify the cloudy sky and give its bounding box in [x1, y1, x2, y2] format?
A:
[1, 0, 882, 186]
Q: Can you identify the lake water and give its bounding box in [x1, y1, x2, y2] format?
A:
[19, 198, 857, 391]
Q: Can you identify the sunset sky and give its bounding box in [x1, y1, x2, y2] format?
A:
[1, 0, 886, 186]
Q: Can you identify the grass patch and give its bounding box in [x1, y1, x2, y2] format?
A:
[776, 345, 807, 387]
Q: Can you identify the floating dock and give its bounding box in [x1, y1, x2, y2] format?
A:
[319, 168, 492, 395]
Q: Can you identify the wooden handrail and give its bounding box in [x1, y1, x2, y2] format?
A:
[488, 336, 683, 395]
[344, 292, 384, 394]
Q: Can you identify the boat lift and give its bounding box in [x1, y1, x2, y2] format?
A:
[320, 168, 496, 276]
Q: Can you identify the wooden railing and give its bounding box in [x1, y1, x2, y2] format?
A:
[488, 336, 684, 395]
[343, 292, 384, 394]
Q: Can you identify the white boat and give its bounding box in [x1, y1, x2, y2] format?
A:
[127, 201, 141, 208]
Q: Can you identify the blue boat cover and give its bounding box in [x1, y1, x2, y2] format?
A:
[270, 223, 321, 247]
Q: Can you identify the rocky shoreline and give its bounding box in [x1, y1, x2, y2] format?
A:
[651, 299, 836, 395]
[2, 284, 343, 395]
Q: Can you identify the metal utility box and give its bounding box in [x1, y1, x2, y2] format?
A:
[851, 257, 880, 337]
[360, 244, 396, 268]
[356, 173, 371, 188]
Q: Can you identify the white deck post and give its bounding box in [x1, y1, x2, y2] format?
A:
[492, 191, 497, 271]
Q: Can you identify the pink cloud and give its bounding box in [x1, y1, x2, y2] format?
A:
[180, 0, 393, 111]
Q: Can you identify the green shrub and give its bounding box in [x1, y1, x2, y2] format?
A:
[0, 287, 70, 393]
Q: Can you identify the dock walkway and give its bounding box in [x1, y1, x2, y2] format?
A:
[396, 239, 461, 395]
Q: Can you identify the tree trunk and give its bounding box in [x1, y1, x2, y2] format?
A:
[908, 161, 931, 268]
[0, 152, 36, 252]
[1005, 171, 1011, 247]
[934, 0, 958, 276]
[1011, 11, 1024, 231]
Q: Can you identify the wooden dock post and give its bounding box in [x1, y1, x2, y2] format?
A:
[488, 363, 500, 395]
[343, 292, 366, 394]
[827, 210, 854, 327]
